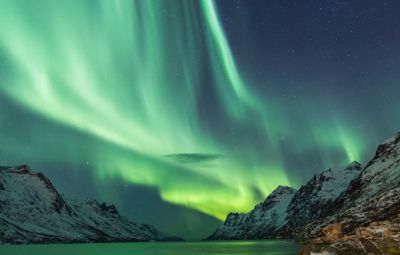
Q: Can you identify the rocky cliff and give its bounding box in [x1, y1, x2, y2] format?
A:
[0, 165, 181, 244]
[296, 132, 400, 239]
[207, 132, 400, 244]
[280, 161, 362, 238]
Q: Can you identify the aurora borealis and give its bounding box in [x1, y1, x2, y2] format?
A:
[0, 0, 399, 239]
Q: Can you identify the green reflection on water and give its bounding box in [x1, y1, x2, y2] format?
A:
[0, 241, 302, 255]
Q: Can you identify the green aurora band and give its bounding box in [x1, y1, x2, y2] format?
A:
[0, 0, 366, 220]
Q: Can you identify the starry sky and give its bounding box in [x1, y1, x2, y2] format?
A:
[0, 0, 399, 240]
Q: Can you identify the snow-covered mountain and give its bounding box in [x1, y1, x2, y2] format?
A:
[280, 161, 362, 238]
[207, 132, 400, 241]
[206, 186, 296, 240]
[302, 132, 400, 238]
[0, 165, 181, 244]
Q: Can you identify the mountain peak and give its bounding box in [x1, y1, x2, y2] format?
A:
[260, 186, 297, 208]
[346, 161, 361, 169]
[382, 132, 400, 145]
[282, 161, 363, 233]
[270, 185, 297, 196]
[0, 165, 181, 244]
[368, 132, 400, 166]
[207, 133, 400, 242]
[0, 164, 31, 174]
[275, 185, 296, 191]
[318, 161, 362, 179]
[84, 199, 120, 215]
[207, 185, 297, 240]
[339, 161, 362, 174]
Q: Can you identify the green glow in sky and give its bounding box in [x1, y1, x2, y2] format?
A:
[0, 0, 367, 221]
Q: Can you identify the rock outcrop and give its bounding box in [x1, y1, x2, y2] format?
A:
[301, 221, 400, 255]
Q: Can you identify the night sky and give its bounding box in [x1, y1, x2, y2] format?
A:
[0, 0, 399, 240]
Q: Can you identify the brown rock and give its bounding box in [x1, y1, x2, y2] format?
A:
[302, 221, 400, 255]
[310, 238, 324, 244]
[370, 221, 391, 227]
[384, 228, 393, 239]
[386, 246, 400, 255]
[322, 223, 342, 243]
[299, 244, 324, 255]
[356, 227, 375, 240]
[340, 235, 355, 241]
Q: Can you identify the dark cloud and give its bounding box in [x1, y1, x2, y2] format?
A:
[165, 153, 225, 164]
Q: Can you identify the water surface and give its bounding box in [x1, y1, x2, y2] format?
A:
[0, 240, 302, 255]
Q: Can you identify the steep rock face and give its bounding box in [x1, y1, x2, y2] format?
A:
[0, 165, 181, 244]
[206, 132, 400, 242]
[206, 186, 296, 240]
[333, 132, 400, 233]
[281, 161, 362, 238]
[292, 132, 400, 239]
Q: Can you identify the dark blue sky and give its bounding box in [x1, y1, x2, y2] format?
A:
[0, 0, 399, 240]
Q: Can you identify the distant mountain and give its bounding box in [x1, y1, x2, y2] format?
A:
[0, 165, 181, 244]
[207, 132, 400, 241]
[206, 186, 296, 240]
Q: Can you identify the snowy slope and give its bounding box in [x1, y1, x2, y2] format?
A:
[207, 132, 400, 241]
[206, 186, 297, 240]
[284, 132, 400, 239]
[280, 161, 362, 237]
[0, 165, 181, 244]
[207, 162, 363, 240]
[329, 132, 400, 233]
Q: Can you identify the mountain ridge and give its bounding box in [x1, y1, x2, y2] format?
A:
[206, 185, 297, 240]
[0, 165, 182, 244]
[207, 132, 400, 241]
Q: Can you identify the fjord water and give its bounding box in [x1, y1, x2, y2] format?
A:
[0, 241, 302, 255]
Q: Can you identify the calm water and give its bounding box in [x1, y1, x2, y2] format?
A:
[0, 240, 302, 255]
